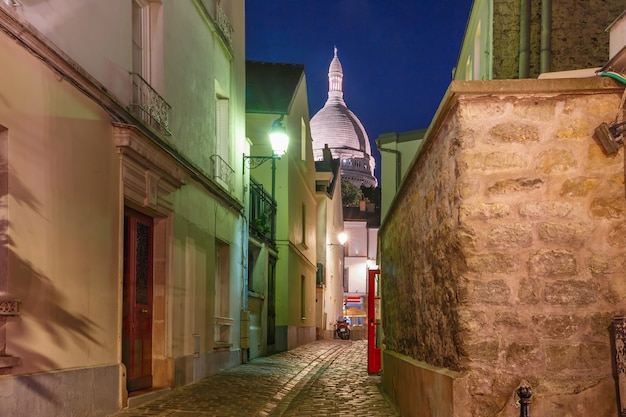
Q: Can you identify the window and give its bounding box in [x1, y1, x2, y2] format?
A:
[132, 0, 150, 80]
[215, 240, 232, 345]
[301, 118, 306, 161]
[300, 275, 306, 319]
[301, 204, 306, 246]
[215, 95, 229, 161]
[216, 240, 230, 318]
[473, 21, 482, 80]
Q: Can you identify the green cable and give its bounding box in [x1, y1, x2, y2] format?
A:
[599, 71, 626, 84]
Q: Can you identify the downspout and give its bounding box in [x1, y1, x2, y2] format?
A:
[376, 138, 402, 192]
[519, 0, 531, 78]
[540, 0, 552, 74]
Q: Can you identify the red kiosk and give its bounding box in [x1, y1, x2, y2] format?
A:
[367, 268, 381, 374]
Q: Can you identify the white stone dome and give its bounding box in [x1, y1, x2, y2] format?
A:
[310, 48, 377, 187]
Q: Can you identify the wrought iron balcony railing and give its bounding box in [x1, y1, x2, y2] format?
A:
[249, 178, 276, 245]
[129, 72, 172, 136]
[210, 154, 234, 191]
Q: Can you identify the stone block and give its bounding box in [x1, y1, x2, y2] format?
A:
[513, 99, 557, 121]
[559, 176, 600, 197]
[535, 148, 578, 174]
[531, 314, 582, 339]
[546, 343, 610, 371]
[487, 223, 532, 248]
[465, 253, 519, 273]
[518, 201, 579, 218]
[489, 122, 539, 143]
[529, 249, 577, 276]
[537, 222, 592, 248]
[556, 119, 591, 139]
[590, 197, 626, 219]
[544, 280, 599, 305]
[465, 279, 512, 305]
[488, 177, 543, 194]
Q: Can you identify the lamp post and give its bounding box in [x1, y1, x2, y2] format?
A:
[243, 115, 289, 200]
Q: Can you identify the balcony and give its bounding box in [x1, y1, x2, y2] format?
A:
[210, 154, 234, 191]
[249, 178, 276, 245]
[129, 72, 172, 136]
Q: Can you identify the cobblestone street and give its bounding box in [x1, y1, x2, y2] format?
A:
[110, 340, 399, 417]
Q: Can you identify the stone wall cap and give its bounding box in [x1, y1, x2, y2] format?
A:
[449, 76, 621, 96]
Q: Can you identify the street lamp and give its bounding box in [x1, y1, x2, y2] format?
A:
[243, 115, 289, 199]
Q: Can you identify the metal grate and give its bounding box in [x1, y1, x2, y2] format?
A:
[129, 72, 172, 136]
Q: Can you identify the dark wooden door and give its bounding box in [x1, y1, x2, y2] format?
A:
[123, 210, 154, 392]
[267, 256, 276, 346]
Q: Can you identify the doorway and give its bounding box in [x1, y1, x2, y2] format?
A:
[123, 209, 154, 392]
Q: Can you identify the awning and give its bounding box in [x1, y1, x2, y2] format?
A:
[344, 307, 367, 317]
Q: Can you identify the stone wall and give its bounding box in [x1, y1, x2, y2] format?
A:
[380, 77, 626, 416]
[492, 0, 624, 79]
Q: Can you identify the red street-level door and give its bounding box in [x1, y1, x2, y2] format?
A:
[367, 269, 381, 374]
[123, 210, 154, 392]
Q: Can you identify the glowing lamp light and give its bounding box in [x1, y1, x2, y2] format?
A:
[269, 115, 289, 157]
[337, 231, 348, 245]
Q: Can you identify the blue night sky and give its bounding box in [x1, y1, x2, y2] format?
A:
[245, 1, 473, 182]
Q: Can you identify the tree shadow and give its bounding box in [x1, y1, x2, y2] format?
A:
[2, 166, 103, 403]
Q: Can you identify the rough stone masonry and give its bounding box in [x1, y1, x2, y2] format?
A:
[380, 77, 626, 417]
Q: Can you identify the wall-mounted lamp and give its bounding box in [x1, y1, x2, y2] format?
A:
[243, 114, 289, 199]
[328, 231, 347, 247]
[269, 115, 288, 157]
[594, 121, 626, 155]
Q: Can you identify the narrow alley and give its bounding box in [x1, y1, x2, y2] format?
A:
[110, 340, 399, 417]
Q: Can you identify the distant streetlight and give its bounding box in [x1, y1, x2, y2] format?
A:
[243, 114, 289, 199]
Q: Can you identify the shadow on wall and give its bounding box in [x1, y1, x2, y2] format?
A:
[3, 166, 101, 403]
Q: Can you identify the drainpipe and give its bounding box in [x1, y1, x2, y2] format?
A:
[519, 0, 531, 78]
[376, 137, 401, 192]
[540, 0, 552, 74]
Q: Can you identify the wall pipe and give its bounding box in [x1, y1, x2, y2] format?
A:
[519, 0, 531, 78]
[540, 0, 553, 74]
[376, 138, 402, 192]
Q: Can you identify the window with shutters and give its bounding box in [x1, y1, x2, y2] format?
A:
[211, 93, 234, 190]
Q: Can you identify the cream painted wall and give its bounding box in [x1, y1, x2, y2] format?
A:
[170, 185, 243, 357]
[1, 33, 120, 373]
[316, 174, 345, 333]
[13, 0, 133, 103]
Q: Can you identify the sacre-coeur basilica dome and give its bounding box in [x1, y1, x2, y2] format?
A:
[310, 48, 377, 188]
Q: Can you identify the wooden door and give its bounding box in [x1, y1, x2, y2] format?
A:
[367, 269, 381, 374]
[123, 210, 154, 392]
[267, 256, 276, 346]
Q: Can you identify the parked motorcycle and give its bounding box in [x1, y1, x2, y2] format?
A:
[336, 318, 351, 340]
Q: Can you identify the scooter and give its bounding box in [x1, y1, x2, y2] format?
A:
[336, 318, 351, 340]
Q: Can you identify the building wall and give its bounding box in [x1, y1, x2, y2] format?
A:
[0, 0, 247, 415]
[377, 131, 425, 221]
[456, 0, 625, 80]
[0, 27, 121, 417]
[315, 174, 345, 339]
[380, 77, 626, 416]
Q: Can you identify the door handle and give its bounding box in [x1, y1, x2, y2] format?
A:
[141, 308, 148, 313]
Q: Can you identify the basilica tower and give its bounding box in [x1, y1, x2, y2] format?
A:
[310, 48, 377, 188]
